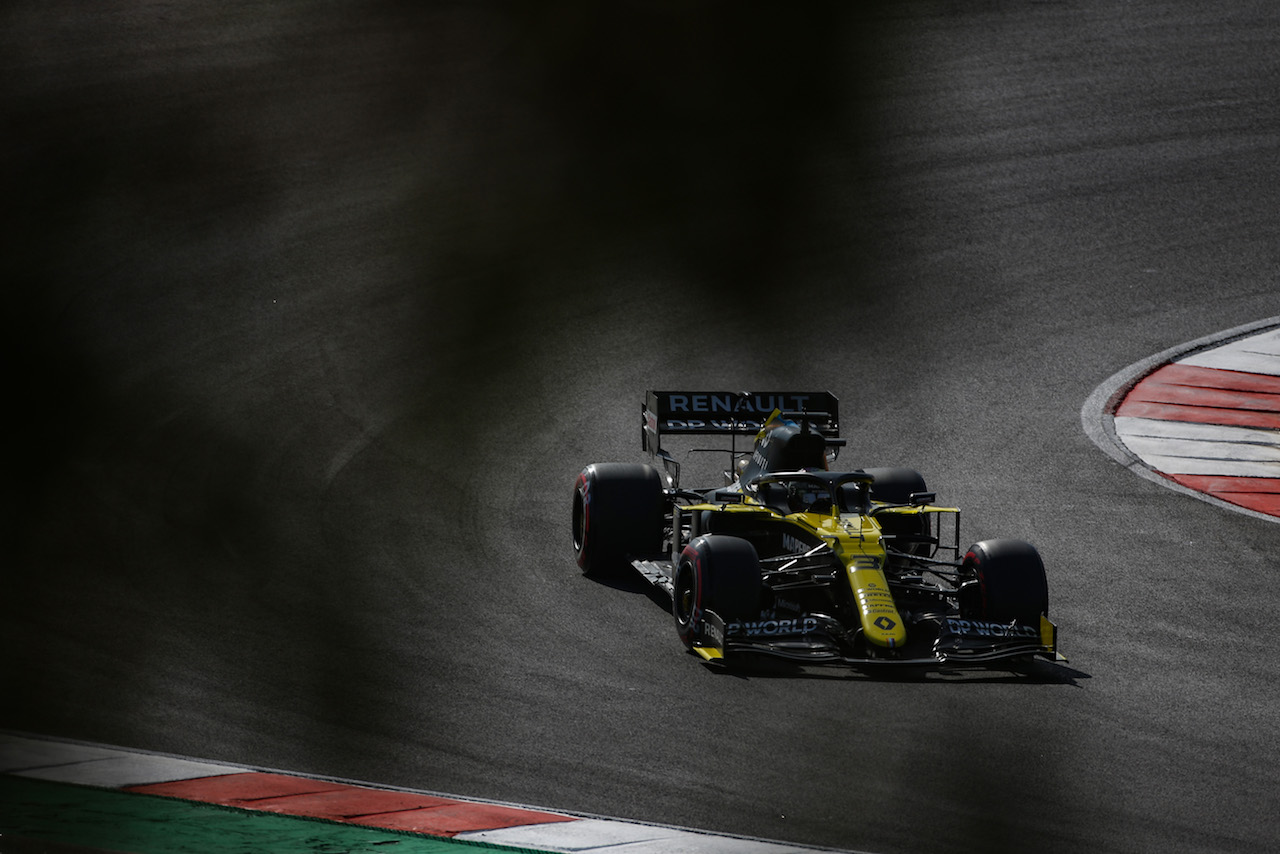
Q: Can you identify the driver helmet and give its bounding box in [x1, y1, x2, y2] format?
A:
[787, 480, 824, 513]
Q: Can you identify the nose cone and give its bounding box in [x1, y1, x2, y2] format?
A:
[849, 565, 908, 648]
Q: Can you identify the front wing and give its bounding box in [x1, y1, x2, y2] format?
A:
[632, 559, 1065, 667]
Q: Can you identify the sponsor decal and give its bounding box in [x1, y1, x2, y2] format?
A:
[577, 472, 591, 525]
[703, 618, 725, 648]
[664, 393, 814, 415]
[665, 418, 766, 431]
[857, 585, 896, 618]
[727, 616, 821, 637]
[943, 618, 1039, 640]
[781, 534, 816, 555]
[653, 392, 836, 434]
[873, 616, 897, 631]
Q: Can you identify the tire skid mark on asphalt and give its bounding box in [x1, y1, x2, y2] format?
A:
[0, 732, 855, 854]
[1084, 321, 1280, 520]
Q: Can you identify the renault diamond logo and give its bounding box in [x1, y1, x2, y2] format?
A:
[873, 616, 896, 631]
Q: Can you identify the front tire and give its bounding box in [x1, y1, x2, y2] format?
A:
[673, 535, 762, 650]
[958, 538, 1048, 626]
[572, 463, 664, 576]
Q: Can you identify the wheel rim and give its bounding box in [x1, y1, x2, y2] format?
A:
[572, 490, 586, 554]
[675, 566, 695, 626]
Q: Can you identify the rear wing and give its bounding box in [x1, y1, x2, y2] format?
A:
[642, 391, 839, 486]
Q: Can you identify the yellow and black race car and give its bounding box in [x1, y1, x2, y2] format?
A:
[572, 391, 1064, 668]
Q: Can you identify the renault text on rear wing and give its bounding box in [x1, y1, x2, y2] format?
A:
[643, 391, 839, 440]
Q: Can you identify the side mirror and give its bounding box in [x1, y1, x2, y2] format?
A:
[910, 491, 936, 506]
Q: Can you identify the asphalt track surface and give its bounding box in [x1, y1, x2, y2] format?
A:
[4, 3, 1279, 853]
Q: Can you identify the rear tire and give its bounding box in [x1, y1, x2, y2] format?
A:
[865, 467, 932, 559]
[958, 539, 1048, 626]
[864, 467, 928, 504]
[673, 535, 762, 649]
[572, 463, 664, 576]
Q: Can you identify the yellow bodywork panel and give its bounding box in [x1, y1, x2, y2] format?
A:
[1040, 615, 1058, 652]
[1040, 615, 1069, 662]
[795, 512, 910, 649]
[847, 565, 908, 648]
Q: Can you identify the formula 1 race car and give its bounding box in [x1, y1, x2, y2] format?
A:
[571, 391, 1063, 667]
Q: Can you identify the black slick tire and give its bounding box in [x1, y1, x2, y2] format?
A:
[958, 538, 1049, 626]
[865, 467, 931, 559]
[572, 463, 664, 576]
[672, 535, 762, 650]
[864, 467, 928, 504]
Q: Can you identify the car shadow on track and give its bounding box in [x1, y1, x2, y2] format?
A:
[703, 653, 1090, 686]
[589, 568, 675, 612]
